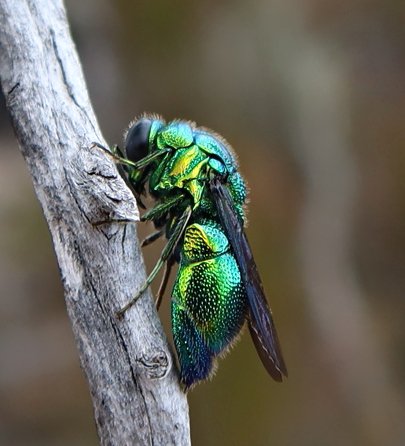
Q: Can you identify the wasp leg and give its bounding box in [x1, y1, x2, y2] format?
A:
[155, 256, 175, 310]
[141, 229, 164, 247]
[91, 142, 170, 170]
[141, 194, 185, 222]
[116, 205, 192, 319]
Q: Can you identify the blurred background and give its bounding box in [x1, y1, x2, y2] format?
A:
[1, 1, 405, 445]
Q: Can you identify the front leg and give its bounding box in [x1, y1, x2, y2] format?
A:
[141, 193, 187, 222]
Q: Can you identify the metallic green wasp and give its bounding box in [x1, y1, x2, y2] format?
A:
[99, 115, 287, 388]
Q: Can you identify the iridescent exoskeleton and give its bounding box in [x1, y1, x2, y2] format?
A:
[97, 115, 287, 388]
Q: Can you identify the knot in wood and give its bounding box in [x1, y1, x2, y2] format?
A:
[137, 350, 171, 380]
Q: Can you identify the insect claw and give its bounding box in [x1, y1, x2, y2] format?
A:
[115, 309, 125, 321]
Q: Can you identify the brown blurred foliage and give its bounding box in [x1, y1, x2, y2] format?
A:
[1, 1, 405, 445]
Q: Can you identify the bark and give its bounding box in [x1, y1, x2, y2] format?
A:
[0, 1, 190, 445]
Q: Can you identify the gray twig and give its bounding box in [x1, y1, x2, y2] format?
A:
[0, 1, 190, 444]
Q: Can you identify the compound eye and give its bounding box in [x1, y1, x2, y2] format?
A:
[124, 118, 152, 162]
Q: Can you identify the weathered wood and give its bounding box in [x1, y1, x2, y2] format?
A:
[0, 1, 190, 444]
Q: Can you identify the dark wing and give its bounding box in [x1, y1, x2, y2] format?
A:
[210, 177, 287, 381]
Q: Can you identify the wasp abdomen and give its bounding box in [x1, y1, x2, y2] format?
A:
[171, 219, 247, 387]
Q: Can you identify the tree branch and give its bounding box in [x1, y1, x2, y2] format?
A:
[0, 1, 190, 444]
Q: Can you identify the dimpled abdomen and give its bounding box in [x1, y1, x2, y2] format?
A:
[171, 220, 247, 388]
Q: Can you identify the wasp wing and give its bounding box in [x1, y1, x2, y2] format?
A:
[210, 177, 287, 381]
